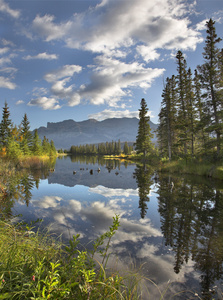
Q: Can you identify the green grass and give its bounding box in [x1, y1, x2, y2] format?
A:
[0, 218, 204, 300]
[0, 216, 144, 300]
[158, 158, 223, 180]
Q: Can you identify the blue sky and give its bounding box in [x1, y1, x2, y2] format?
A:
[0, 0, 223, 130]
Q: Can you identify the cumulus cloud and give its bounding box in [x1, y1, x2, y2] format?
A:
[136, 45, 160, 62]
[30, 0, 204, 110]
[32, 196, 62, 209]
[89, 186, 138, 198]
[29, 65, 82, 110]
[44, 64, 82, 82]
[0, 76, 16, 89]
[28, 96, 61, 110]
[23, 52, 58, 60]
[89, 109, 139, 121]
[78, 56, 165, 106]
[16, 100, 24, 105]
[0, 0, 20, 18]
[32, 0, 203, 56]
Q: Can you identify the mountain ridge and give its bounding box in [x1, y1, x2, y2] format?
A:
[36, 117, 158, 149]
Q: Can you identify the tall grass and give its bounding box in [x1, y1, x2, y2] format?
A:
[0, 217, 204, 300]
[159, 158, 223, 180]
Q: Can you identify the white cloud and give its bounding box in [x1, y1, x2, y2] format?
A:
[0, 76, 16, 89]
[28, 96, 61, 110]
[44, 64, 82, 82]
[136, 46, 160, 62]
[29, 0, 205, 109]
[23, 52, 58, 60]
[32, 0, 203, 56]
[0, 47, 9, 55]
[77, 56, 165, 106]
[33, 14, 72, 42]
[89, 109, 140, 121]
[32, 196, 62, 209]
[0, 0, 20, 18]
[89, 186, 138, 198]
[16, 100, 24, 105]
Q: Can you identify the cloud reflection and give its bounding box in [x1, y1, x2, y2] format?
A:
[30, 187, 200, 297]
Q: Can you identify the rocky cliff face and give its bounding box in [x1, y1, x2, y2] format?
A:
[36, 117, 158, 149]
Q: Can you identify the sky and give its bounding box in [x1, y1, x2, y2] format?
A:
[0, 0, 223, 130]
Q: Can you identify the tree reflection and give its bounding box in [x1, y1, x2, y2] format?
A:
[134, 163, 153, 218]
[157, 175, 223, 297]
[0, 160, 56, 218]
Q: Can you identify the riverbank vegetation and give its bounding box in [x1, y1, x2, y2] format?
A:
[0, 215, 144, 299]
[0, 102, 57, 169]
[69, 140, 133, 156]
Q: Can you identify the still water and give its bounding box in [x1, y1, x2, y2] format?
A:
[10, 156, 223, 299]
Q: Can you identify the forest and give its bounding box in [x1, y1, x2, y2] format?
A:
[157, 19, 223, 162]
[0, 102, 57, 158]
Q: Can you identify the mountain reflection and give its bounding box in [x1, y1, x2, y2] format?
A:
[2, 155, 223, 298]
[48, 155, 138, 189]
[157, 174, 223, 298]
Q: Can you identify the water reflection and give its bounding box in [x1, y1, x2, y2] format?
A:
[134, 163, 154, 218]
[157, 174, 223, 298]
[2, 156, 223, 299]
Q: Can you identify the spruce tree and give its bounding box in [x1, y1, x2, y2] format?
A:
[20, 113, 33, 155]
[176, 51, 188, 156]
[0, 101, 12, 148]
[158, 76, 177, 160]
[198, 18, 222, 158]
[32, 129, 42, 156]
[135, 98, 154, 160]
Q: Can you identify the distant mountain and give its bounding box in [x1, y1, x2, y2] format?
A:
[35, 117, 158, 150]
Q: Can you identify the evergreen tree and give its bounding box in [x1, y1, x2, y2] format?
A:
[42, 136, 51, 154]
[20, 113, 33, 155]
[135, 98, 154, 160]
[50, 140, 57, 156]
[32, 129, 42, 156]
[185, 68, 196, 156]
[198, 19, 222, 158]
[124, 142, 129, 155]
[158, 76, 177, 160]
[193, 69, 209, 154]
[0, 102, 12, 148]
[176, 51, 188, 156]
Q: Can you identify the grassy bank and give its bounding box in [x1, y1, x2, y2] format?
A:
[158, 158, 223, 180]
[0, 216, 145, 300]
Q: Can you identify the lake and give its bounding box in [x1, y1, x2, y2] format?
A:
[9, 155, 223, 299]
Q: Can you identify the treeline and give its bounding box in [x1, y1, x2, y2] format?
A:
[157, 19, 223, 161]
[69, 140, 133, 155]
[0, 102, 57, 158]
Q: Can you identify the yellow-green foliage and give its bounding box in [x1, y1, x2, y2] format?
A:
[159, 159, 223, 180]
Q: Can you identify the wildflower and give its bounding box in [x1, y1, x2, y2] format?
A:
[32, 275, 35, 281]
[2, 279, 5, 283]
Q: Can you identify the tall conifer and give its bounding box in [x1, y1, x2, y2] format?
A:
[135, 98, 154, 160]
[198, 18, 222, 158]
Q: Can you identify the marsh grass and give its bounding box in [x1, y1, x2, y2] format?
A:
[0, 217, 204, 300]
[159, 158, 223, 180]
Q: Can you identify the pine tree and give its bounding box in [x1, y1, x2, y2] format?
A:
[32, 129, 42, 155]
[193, 69, 209, 154]
[124, 142, 129, 155]
[185, 68, 196, 156]
[20, 113, 33, 155]
[176, 51, 188, 156]
[0, 101, 12, 148]
[135, 98, 154, 160]
[158, 76, 177, 160]
[198, 18, 222, 159]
